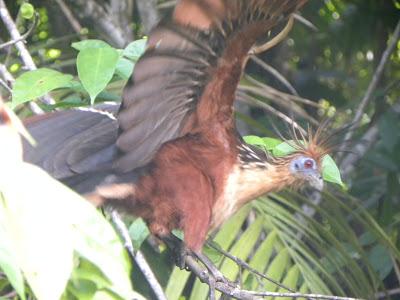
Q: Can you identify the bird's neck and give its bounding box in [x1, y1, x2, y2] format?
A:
[210, 143, 294, 229]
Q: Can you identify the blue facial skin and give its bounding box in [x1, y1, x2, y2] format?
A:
[290, 155, 323, 190]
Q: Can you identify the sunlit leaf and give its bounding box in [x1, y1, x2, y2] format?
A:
[77, 47, 120, 103]
[273, 141, 297, 156]
[0, 198, 25, 300]
[243, 135, 266, 147]
[0, 167, 74, 300]
[12, 69, 73, 107]
[0, 162, 142, 300]
[115, 57, 134, 80]
[263, 248, 290, 292]
[123, 39, 147, 61]
[322, 155, 344, 187]
[72, 40, 111, 51]
[129, 218, 150, 250]
[262, 137, 282, 150]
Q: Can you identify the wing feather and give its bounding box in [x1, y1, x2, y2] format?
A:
[114, 0, 307, 172]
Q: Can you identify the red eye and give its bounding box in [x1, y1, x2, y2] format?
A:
[304, 159, 314, 169]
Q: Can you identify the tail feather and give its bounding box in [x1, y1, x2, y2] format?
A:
[23, 103, 119, 180]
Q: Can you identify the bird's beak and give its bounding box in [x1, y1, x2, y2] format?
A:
[308, 171, 324, 191]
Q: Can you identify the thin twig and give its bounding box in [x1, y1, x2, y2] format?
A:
[107, 209, 167, 300]
[0, 13, 38, 50]
[250, 56, 299, 96]
[338, 20, 400, 159]
[375, 288, 400, 299]
[0, 77, 11, 93]
[184, 254, 363, 300]
[0, 63, 43, 114]
[237, 91, 308, 136]
[0, 0, 54, 106]
[340, 101, 400, 177]
[206, 242, 299, 295]
[244, 75, 320, 108]
[54, 0, 83, 35]
[136, 0, 159, 33]
[293, 13, 318, 32]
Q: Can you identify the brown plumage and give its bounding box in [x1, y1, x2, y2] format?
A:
[23, 0, 327, 254]
[95, 0, 312, 252]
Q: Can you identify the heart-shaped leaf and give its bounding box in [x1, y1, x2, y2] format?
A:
[322, 155, 344, 187]
[77, 47, 120, 104]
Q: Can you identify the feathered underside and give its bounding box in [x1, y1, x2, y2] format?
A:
[114, 0, 308, 172]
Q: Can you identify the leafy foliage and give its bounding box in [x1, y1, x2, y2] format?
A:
[0, 0, 399, 299]
[0, 162, 144, 300]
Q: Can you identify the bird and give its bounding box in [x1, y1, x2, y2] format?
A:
[22, 0, 329, 260]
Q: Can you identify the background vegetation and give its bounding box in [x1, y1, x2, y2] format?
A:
[0, 0, 399, 299]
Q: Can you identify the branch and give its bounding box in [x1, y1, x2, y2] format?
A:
[54, 0, 83, 35]
[250, 56, 299, 96]
[107, 209, 167, 300]
[207, 242, 299, 295]
[0, 0, 54, 107]
[0, 13, 38, 50]
[136, 0, 159, 33]
[339, 20, 400, 159]
[0, 63, 43, 114]
[375, 288, 400, 299]
[67, 0, 132, 47]
[340, 101, 400, 177]
[184, 254, 363, 300]
[237, 91, 308, 135]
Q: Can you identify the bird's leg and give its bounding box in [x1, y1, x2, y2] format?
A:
[161, 235, 228, 284]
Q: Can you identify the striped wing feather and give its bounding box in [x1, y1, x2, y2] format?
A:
[114, 0, 307, 172]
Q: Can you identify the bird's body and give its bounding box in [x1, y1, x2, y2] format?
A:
[23, 0, 327, 253]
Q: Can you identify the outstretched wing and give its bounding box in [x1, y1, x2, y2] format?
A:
[114, 0, 307, 172]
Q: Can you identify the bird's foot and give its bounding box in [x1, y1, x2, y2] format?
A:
[174, 242, 189, 270]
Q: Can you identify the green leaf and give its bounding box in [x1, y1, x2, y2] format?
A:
[273, 141, 297, 156]
[0, 163, 142, 300]
[129, 218, 150, 250]
[123, 39, 147, 61]
[165, 268, 191, 300]
[322, 155, 344, 187]
[0, 196, 25, 300]
[0, 166, 75, 300]
[368, 245, 393, 280]
[72, 40, 112, 51]
[20, 3, 34, 19]
[243, 135, 266, 148]
[12, 68, 73, 107]
[264, 248, 290, 292]
[278, 265, 300, 300]
[219, 218, 264, 281]
[115, 57, 134, 80]
[77, 47, 120, 104]
[262, 137, 282, 150]
[202, 244, 223, 265]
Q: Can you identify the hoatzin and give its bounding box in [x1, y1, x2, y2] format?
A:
[23, 0, 326, 261]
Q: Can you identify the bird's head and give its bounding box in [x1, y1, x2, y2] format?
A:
[288, 154, 323, 190]
[271, 124, 336, 191]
